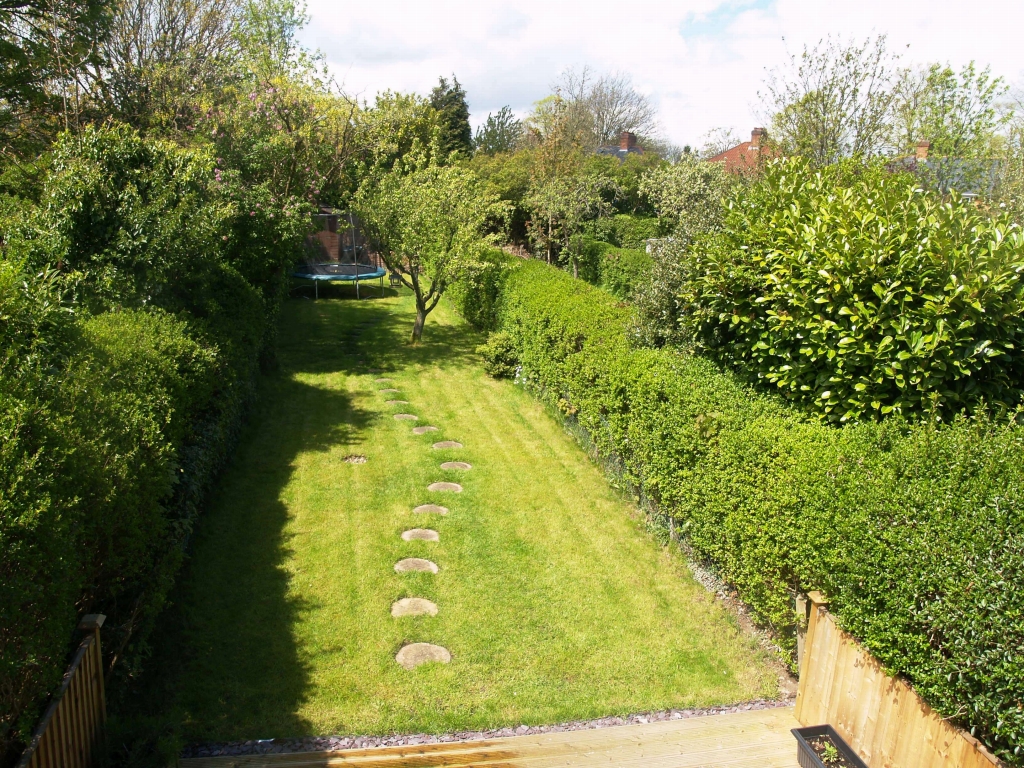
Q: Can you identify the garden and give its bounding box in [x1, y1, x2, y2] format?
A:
[1, 5, 1023, 767]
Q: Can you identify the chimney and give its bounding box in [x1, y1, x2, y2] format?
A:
[916, 140, 930, 160]
[620, 131, 637, 151]
[751, 127, 766, 149]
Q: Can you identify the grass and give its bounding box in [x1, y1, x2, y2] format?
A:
[134, 284, 780, 744]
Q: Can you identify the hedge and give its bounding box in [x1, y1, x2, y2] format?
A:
[492, 259, 1024, 764]
[0, 125, 309, 761]
[597, 247, 652, 301]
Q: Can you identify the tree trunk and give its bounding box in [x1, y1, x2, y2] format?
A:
[412, 303, 427, 343]
[572, 254, 578, 280]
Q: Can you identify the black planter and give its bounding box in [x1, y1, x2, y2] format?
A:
[791, 725, 869, 768]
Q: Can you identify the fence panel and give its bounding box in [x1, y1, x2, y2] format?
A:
[796, 594, 1002, 768]
[17, 615, 107, 768]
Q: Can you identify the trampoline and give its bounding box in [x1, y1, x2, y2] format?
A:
[291, 262, 387, 299]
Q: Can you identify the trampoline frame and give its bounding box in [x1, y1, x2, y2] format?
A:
[291, 263, 387, 299]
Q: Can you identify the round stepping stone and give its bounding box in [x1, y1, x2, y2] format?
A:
[432, 441, 463, 449]
[394, 557, 439, 573]
[413, 504, 448, 515]
[379, 388, 400, 394]
[343, 454, 367, 464]
[374, 378, 392, 383]
[428, 482, 462, 493]
[441, 461, 471, 470]
[402, 528, 440, 541]
[385, 400, 409, 406]
[394, 413, 418, 421]
[391, 598, 438, 617]
[396, 643, 450, 670]
[412, 426, 439, 434]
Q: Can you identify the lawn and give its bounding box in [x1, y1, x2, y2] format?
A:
[142, 284, 780, 743]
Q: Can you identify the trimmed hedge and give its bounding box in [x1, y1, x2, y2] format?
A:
[494, 259, 1024, 764]
[447, 246, 520, 331]
[0, 125, 309, 761]
[597, 247, 652, 301]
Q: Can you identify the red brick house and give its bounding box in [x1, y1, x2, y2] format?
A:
[706, 128, 768, 173]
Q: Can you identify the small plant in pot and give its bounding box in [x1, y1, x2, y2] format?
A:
[791, 725, 868, 768]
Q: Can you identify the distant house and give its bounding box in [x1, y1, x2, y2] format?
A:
[596, 131, 645, 160]
[706, 128, 768, 173]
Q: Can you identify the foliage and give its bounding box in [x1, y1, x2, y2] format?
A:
[350, 91, 441, 179]
[525, 172, 616, 277]
[477, 330, 519, 378]
[492, 258, 1024, 765]
[639, 156, 729, 242]
[672, 157, 1024, 422]
[473, 106, 522, 156]
[446, 246, 519, 332]
[761, 35, 900, 164]
[0, 123, 290, 762]
[552, 67, 660, 150]
[597, 246, 651, 301]
[429, 75, 472, 160]
[354, 160, 502, 342]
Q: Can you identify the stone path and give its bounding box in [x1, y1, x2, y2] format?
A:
[427, 482, 462, 492]
[376, 371, 474, 671]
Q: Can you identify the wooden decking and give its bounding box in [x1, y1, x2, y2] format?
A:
[178, 707, 801, 768]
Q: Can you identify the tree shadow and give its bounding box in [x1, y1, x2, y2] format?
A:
[109, 305, 378, 760]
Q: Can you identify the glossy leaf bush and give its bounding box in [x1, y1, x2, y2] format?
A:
[675, 158, 1024, 422]
[494, 259, 1024, 764]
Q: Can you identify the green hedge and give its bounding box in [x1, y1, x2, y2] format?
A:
[494, 259, 1024, 764]
[597, 247, 652, 301]
[447, 246, 520, 331]
[0, 125, 309, 760]
[589, 213, 664, 250]
[672, 158, 1024, 422]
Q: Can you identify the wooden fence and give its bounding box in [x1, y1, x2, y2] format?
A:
[16, 615, 107, 768]
[796, 593, 1003, 768]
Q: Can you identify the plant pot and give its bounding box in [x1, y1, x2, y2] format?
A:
[791, 725, 869, 768]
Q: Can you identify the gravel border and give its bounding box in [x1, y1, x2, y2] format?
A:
[182, 698, 795, 758]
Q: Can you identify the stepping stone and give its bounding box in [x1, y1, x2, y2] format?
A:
[369, 368, 382, 373]
[394, 558, 439, 573]
[394, 414, 418, 421]
[441, 461, 471, 470]
[402, 528, 440, 541]
[413, 504, 448, 515]
[432, 441, 463, 449]
[374, 378, 392, 383]
[428, 482, 462, 493]
[379, 388, 400, 394]
[385, 400, 408, 406]
[343, 454, 367, 464]
[391, 598, 438, 617]
[396, 643, 450, 670]
[412, 426, 439, 434]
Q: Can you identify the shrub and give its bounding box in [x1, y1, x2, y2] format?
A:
[477, 331, 519, 378]
[597, 247, 652, 301]
[664, 158, 1024, 422]
[447, 246, 520, 331]
[494, 259, 1024, 764]
[589, 213, 664, 250]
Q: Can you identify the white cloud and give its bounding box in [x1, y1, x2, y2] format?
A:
[300, 0, 1024, 148]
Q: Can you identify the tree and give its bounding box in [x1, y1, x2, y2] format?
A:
[354, 161, 501, 342]
[760, 35, 900, 164]
[0, 0, 109, 156]
[473, 105, 521, 155]
[639, 154, 729, 241]
[525, 173, 616, 278]
[430, 74, 471, 160]
[556, 67, 659, 149]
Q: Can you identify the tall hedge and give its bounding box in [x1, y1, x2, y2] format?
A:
[0, 125, 309, 761]
[494, 259, 1023, 764]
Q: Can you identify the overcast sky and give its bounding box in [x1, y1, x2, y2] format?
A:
[300, 0, 1024, 149]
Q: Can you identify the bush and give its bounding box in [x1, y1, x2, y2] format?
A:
[447, 246, 520, 331]
[494, 259, 1024, 764]
[477, 331, 519, 378]
[589, 213, 664, 250]
[597, 247, 652, 301]
[673, 158, 1024, 422]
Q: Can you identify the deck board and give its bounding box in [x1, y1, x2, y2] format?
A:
[179, 707, 801, 768]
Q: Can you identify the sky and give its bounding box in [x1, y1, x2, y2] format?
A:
[299, 0, 1024, 149]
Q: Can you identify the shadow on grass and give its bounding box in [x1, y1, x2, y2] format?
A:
[107, 305, 379, 764]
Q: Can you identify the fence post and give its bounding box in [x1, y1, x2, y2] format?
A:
[77, 615, 107, 729]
